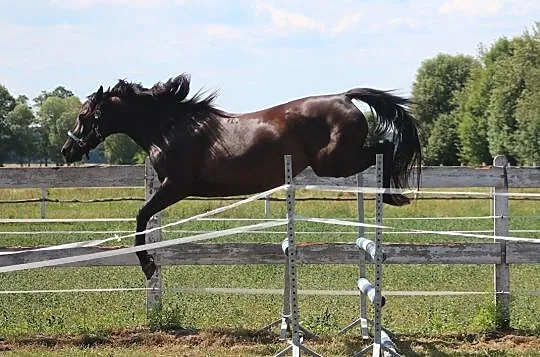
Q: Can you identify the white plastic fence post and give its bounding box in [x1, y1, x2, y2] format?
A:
[357, 173, 369, 338]
[372, 153, 385, 357]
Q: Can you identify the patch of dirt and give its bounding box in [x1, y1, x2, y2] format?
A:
[398, 332, 540, 354]
[1, 328, 539, 354]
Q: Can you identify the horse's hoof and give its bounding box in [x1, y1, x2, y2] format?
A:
[142, 257, 157, 280]
[383, 194, 410, 206]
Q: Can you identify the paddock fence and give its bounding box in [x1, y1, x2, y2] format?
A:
[0, 158, 539, 329]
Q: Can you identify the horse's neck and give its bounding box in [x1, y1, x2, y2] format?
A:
[118, 119, 158, 154]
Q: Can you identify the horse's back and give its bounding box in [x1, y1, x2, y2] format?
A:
[192, 94, 368, 195]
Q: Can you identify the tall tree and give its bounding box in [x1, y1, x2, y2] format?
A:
[104, 134, 145, 164]
[514, 79, 540, 165]
[33, 86, 74, 107]
[485, 25, 540, 164]
[456, 67, 494, 165]
[0, 84, 16, 165]
[411, 54, 480, 165]
[37, 95, 82, 164]
[423, 113, 460, 166]
[411, 54, 480, 135]
[5, 103, 36, 164]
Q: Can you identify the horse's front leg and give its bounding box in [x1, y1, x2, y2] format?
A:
[135, 177, 188, 280]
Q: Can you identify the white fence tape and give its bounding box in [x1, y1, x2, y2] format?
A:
[2, 229, 539, 236]
[3, 214, 540, 225]
[297, 217, 540, 243]
[0, 218, 135, 223]
[3, 286, 540, 297]
[0, 185, 287, 257]
[298, 185, 540, 198]
[0, 220, 287, 273]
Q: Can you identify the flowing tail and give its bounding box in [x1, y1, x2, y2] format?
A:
[345, 88, 422, 191]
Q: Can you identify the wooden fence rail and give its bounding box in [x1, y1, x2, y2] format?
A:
[0, 157, 539, 329]
[1, 164, 538, 188]
[1, 242, 540, 267]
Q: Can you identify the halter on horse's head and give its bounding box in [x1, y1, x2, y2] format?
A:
[61, 86, 106, 162]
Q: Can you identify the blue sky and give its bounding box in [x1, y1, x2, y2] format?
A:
[1, 0, 538, 112]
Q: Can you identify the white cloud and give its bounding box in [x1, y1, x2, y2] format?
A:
[439, 0, 503, 16]
[330, 12, 361, 35]
[256, 3, 365, 37]
[256, 2, 324, 32]
[2, 0, 539, 110]
[505, 0, 540, 15]
[389, 17, 417, 29]
[206, 24, 245, 40]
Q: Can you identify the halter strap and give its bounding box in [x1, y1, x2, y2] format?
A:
[67, 130, 85, 146]
[67, 118, 104, 148]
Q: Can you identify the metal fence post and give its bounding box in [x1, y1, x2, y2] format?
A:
[145, 158, 163, 314]
[493, 155, 510, 329]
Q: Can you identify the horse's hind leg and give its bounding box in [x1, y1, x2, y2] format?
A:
[135, 178, 188, 280]
[311, 140, 409, 206]
[376, 141, 410, 206]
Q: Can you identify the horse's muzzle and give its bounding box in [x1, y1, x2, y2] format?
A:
[61, 141, 83, 163]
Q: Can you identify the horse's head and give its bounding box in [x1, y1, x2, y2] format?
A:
[61, 85, 113, 163]
[61, 74, 197, 163]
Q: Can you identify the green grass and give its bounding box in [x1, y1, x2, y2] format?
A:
[0, 187, 539, 355]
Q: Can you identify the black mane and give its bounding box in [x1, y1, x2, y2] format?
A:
[101, 74, 229, 161]
[105, 73, 229, 120]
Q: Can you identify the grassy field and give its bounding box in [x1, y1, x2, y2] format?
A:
[0, 186, 539, 356]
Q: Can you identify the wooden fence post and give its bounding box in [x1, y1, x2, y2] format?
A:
[145, 158, 163, 314]
[264, 194, 271, 216]
[493, 155, 510, 329]
[40, 187, 47, 219]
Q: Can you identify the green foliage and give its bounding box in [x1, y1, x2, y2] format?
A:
[471, 303, 497, 331]
[0, 84, 16, 164]
[0, 84, 16, 120]
[147, 302, 188, 332]
[424, 113, 460, 165]
[37, 95, 82, 164]
[417, 23, 540, 166]
[411, 53, 480, 135]
[486, 56, 523, 163]
[484, 26, 540, 165]
[33, 86, 75, 107]
[104, 134, 145, 164]
[514, 75, 540, 165]
[456, 68, 492, 166]
[5, 103, 36, 164]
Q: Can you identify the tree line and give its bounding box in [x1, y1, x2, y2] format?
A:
[0, 24, 538, 166]
[0, 86, 142, 166]
[412, 23, 539, 166]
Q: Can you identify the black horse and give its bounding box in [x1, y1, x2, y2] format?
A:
[62, 74, 421, 280]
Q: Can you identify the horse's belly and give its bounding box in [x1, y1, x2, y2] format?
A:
[194, 154, 297, 196]
[195, 145, 308, 196]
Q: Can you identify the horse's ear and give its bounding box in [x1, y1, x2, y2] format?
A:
[172, 74, 190, 101]
[96, 85, 104, 99]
